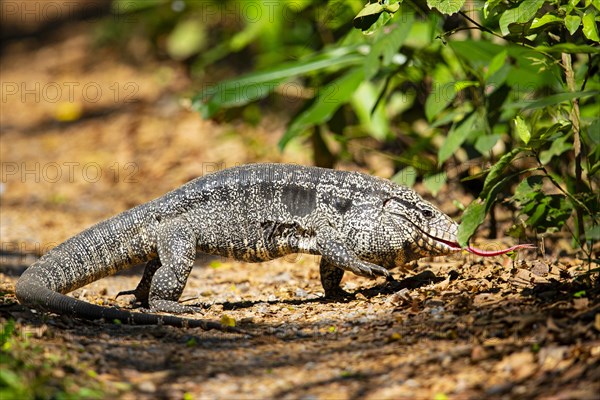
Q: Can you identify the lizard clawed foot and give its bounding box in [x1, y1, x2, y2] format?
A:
[352, 262, 391, 279]
[324, 287, 355, 301]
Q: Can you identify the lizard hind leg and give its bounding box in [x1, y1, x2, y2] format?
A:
[148, 220, 201, 314]
[115, 258, 161, 307]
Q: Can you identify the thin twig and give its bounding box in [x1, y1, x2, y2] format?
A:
[453, 11, 557, 61]
[561, 53, 586, 251]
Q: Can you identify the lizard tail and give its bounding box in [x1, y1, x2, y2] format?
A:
[15, 276, 244, 334]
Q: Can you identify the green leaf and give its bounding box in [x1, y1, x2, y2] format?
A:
[525, 195, 572, 232]
[425, 85, 456, 123]
[564, 15, 582, 35]
[539, 134, 573, 164]
[475, 134, 501, 154]
[533, 43, 600, 54]
[448, 40, 501, 66]
[582, 10, 600, 42]
[220, 314, 236, 327]
[480, 147, 523, 199]
[482, 173, 521, 218]
[485, 50, 508, 81]
[516, 191, 572, 233]
[525, 202, 548, 226]
[586, 225, 600, 240]
[533, 121, 571, 143]
[355, 3, 385, 20]
[514, 116, 531, 144]
[448, 43, 555, 88]
[516, 91, 600, 111]
[454, 80, 480, 92]
[392, 166, 417, 187]
[587, 119, 600, 145]
[566, 0, 579, 13]
[423, 172, 447, 196]
[513, 175, 544, 204]
[425, 65, 456, 122]
[166, 19, 206, 61]
[353, 2, 385, 30]
[384, 2, 401, 13]
[530, 14, 563, 29]
[279, 68, 365, 149]
[590, 160, 600, 175]
[438, 112, 484, 164]
[499, 0, 546, 36]
[351, 81, 391, 141]
[193, 47, 364, 118]
[487, 60, 512, 88]
[431, 106, 470, 128]
[362, 9, 395, 35]
[458, 199, 486, 247]
[483, 0, 503, 18]
[427, 0, 466, 15]
[365, 12, 414, 79]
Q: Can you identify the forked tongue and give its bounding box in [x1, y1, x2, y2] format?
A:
[465, 243, 536, 256]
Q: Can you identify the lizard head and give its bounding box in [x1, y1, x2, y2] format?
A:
[378, 189, 535, 267]
[381, 190, 461, 265]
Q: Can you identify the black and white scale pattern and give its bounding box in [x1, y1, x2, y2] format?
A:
[16, 163, 459, 327]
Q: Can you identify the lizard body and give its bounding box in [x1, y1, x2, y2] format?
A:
[16, 163, 462, 330]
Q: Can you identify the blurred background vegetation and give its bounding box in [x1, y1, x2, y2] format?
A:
[98, 0, 598, 264]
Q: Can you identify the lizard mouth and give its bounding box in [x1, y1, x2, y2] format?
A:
[418, 227, 462, 253]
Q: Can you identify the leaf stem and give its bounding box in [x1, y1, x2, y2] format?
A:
[458, 11, 501, 39]
[561, 52, 586, 250]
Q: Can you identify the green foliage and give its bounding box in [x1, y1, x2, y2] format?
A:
[512, 176, 572, 233]
[0, 320, 107, 399]
[280, 67, 366, 149]
[193, 46, 366, 119]
[105, 0, 335, 73]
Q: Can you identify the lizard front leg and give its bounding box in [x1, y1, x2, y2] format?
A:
[148, 219, 200, 314]
[316, 226, 390, 296]
[116, 258, 161, 307]
[319, 259, 352, 299]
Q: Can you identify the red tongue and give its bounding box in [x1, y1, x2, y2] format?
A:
[465, 244, 536, 256]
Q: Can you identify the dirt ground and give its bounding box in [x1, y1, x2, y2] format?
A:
[1, 14, 599, 400]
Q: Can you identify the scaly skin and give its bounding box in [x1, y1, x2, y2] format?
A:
[15, 163, 460, 329]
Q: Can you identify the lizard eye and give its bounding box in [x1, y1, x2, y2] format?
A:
[421, 209, 434, 218]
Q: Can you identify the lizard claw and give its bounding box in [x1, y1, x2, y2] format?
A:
[371, 264, 391, 277]
[352, 262, 390, 279]
[115, 289, 137, 299]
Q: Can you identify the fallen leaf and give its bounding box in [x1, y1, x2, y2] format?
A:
[220, 314, 236, 327]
